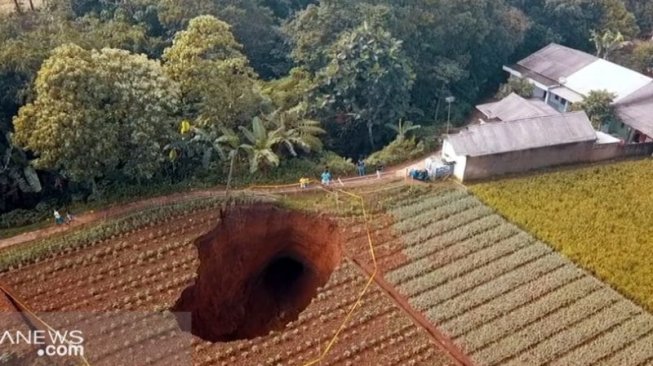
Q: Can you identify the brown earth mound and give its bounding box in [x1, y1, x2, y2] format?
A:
[173, 204, 343, 342]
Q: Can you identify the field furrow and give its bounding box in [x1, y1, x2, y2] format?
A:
[402, 205, 494, 247]
[385, 223, 515, 285]
[470, 287, 620, 364]
[424, 253, 565, 321]
[441, 265, 584, 337]
[430, 262, 581, 324]
[401, 215, 508, 262]
[549, 313, 653, 366]
[596, 331, 653, 366]
[458, 276, 604, 352]
[502, 300, 642, 366]
[405, 243, 550, 304]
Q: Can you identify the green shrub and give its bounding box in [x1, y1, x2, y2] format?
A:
[317, 151, 356, 176]
[365, 137, 425, 168]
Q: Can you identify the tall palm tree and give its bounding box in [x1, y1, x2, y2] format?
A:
[238, 117, 282, 173]
[385, 119, 421, 141]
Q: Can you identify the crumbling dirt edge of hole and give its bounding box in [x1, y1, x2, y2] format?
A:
[173, 203, 344, 342]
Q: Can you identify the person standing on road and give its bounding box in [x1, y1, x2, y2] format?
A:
[54, 210, 64, 225]
[376, 163, 384, 179]
[357, 158, 366, 176]
[299, 177, 309, 189]
[321, 168, 332, 186]
[65, 212, 75, 224]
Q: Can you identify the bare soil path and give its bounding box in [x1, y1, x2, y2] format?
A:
[0, 154, 436, 249]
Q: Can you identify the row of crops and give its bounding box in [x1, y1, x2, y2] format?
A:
[1, 184, 461, 366]
[0, 194, 268, 272]
[471, 159, 653, 313]
[341, 184, 653, 366]
[186, 261, 455, 366]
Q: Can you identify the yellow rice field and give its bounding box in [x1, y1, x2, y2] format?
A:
[472, 159, 653, 312]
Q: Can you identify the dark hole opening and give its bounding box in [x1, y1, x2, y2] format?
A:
[262, 256, 305, 294]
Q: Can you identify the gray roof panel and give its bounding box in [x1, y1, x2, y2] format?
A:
[615, 82, 653, 137]
[448, 111, 597, 157]
[477, 93, 560, 121]
[517, 43, 597, 82]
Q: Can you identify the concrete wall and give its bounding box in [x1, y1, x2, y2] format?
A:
[461, 141, 653, 181]
[442, 141, 467, 180]
[546, 94, 569, 113]
[533, 86, 547, 99]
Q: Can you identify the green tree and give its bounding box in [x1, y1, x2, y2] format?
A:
[631, 41, 653, 75]
[262, 67, 316, 111]
[163, 15, 267, 132]
[385, 119, 421, 142]
[314, 22, 415, 154]
[625, 0, 653, 35]
[572, 90, 618, 130]
[496, 76, 535, 98]
[238, 117, 282, 173]
[591, 29, 627, 60]
[600, 0, 640, 39]
[284, 0, 371, 71]
[0, 132, 41, 211]
[156, 0, 291, 78]
[267, 103, 325, 155]
[12, 44, 180, 184]
[185, 124, 247, 193]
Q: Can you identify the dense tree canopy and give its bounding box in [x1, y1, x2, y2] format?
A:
[313, 22, 415, 155]
[162, 15, 266, 131]
[13, 45, 180, 183]
[0, 0, 649, 215]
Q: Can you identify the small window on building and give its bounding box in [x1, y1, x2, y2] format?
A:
[621, 122, 625, 128]
[554, 95, 560, 101]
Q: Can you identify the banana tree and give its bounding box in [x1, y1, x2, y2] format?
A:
[213, 127, 246, 196]
[385, 119, 421, 141]
[268, 103, 326, 156]
[238, 117, 282, 173]
[1, 132, 41, 210]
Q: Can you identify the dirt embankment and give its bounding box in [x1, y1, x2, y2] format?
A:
[173, 204, 343, 342]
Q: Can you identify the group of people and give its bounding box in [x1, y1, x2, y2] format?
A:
[53, 210, 75, 225]
[299, 168, 333, 189]
[298, 158, 386, 189]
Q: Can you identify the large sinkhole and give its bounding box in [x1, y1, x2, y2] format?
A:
[173, 204, 343, 342]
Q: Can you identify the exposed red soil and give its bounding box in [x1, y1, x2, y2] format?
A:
[0, 193, 465, 365]
[0, 288, 17, 312]
[173, 204, 343, 341]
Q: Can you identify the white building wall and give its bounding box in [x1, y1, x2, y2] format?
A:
[546, 93, 569, 112]
[453, 155, 467, 181]
[442, 140, 467, 181]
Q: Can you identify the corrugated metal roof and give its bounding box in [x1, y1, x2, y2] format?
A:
[505, 64, 559, 87]
[615, 82, 653, 138]
[447, 111, 597, 157]
[476, 93, 559, 121]
[517, 43, 597, 82]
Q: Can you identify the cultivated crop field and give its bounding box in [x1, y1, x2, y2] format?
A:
[0, 188, 460, 366]
[1, 181, 652, 365]
[472, 159, 653, 313]
[342, 184, 653, 366]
